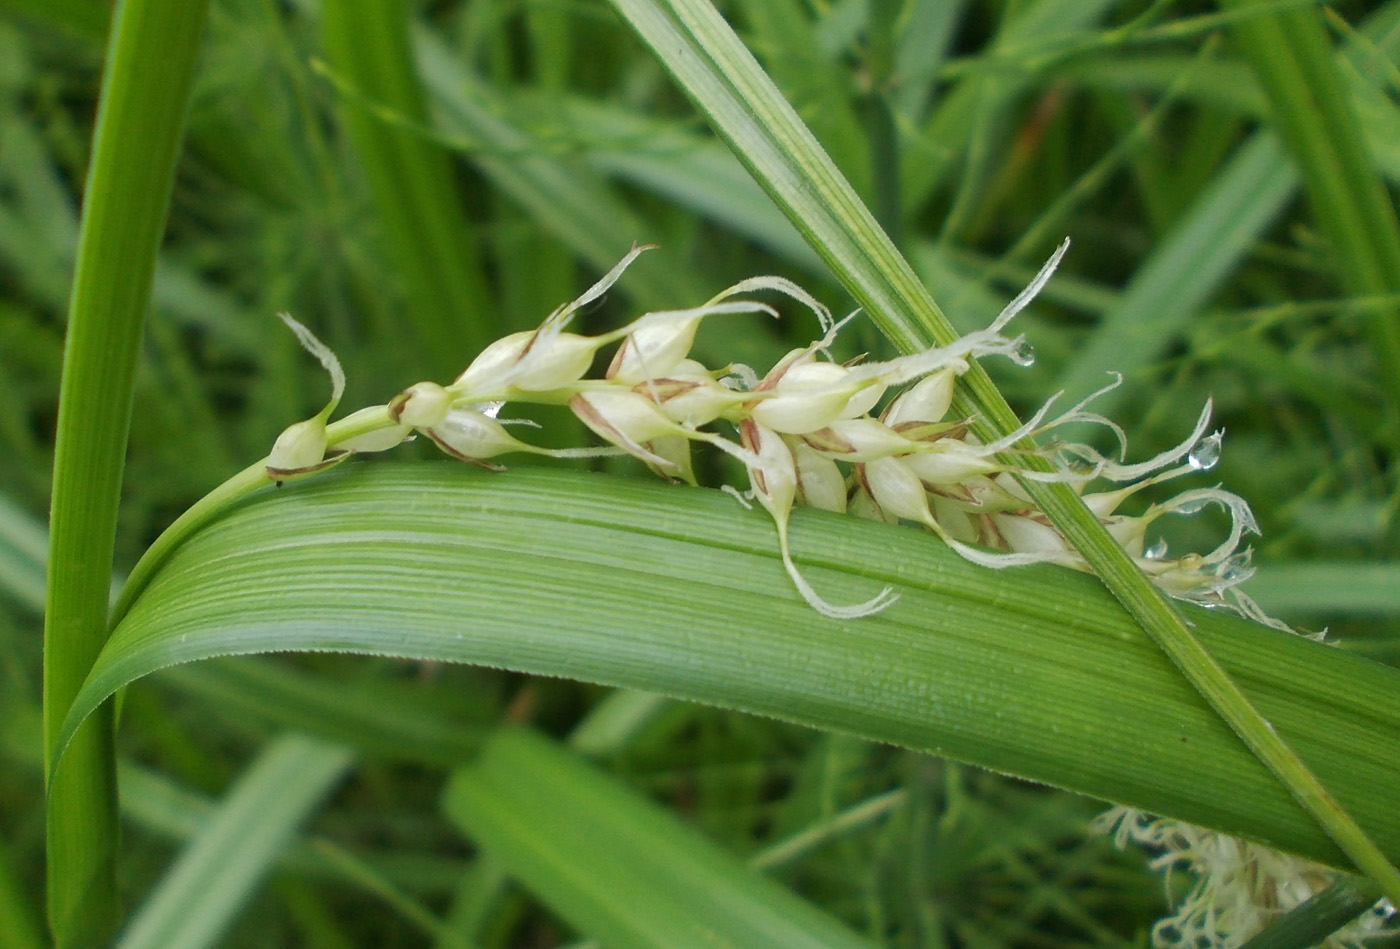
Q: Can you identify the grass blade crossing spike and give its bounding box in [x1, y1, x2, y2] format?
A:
[605, 0, 1400, 906]
[42, 0, 211, 944]
[14, 4, 1400, 943]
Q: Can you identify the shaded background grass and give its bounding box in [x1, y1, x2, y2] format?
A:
[1, 0, 1398, 945]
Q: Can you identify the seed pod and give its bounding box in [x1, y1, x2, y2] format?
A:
[902, 449, 999, 487]
[607, 312, 710, 386]
[335, 424, 413, 453]
[802, 418, 916, 462]
[740, 419, 896, 619]
[570, 389, 686, 472]
[389, 381, 452, 429]
[750, 359, 883, 435]
[858, 456, 936, 526]
[847, 484, 897, 524]
[633, 359, 745, 427]
[455, 329, 599, 395]
[425, 408, 530, 467]
[645, 435, 696, 484]
[883, 368, 957, 426]
[1104, 514, 1148, 558]
[991, 513, 1071, 559]
[930, 495, 978, 543]
[789, 438, 847, 513]
[739, 419, 797, 518]
[266, 313, 347, 480]
[267, 418, 345, 480]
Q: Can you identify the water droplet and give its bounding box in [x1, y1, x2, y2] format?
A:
[1219, 562, 1251, 584]
[1175, 498, 1208, 515]
[1188, 431, 1222, 470]
[1144, 538, 1168, 560]
[1217, 551, 1253, 584]
[1009, 340, 1036, 367]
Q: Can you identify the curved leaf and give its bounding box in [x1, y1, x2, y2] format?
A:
[63, 463, 1400, 870]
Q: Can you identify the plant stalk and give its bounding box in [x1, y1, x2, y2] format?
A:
[43, 0, 210, 943]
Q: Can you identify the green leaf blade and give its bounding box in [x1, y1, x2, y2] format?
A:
[62, 464, 1400, 872]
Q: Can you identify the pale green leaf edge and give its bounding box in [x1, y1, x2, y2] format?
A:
[443, 727, 880, 949]
[115, 735, 353, 949]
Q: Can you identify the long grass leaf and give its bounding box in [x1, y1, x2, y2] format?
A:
[158, 658, 482, 765]
[904, 0, 1119, 206]
[57, 465, 1400, 872]
[1239, 877, 1384, 949]
[1247, 563, 1400, 618]
[1051, 132, 1295, 412]
[413, 32, 704, 311]
[570, 101, 824, 273]
[0, 492, 48, 615]
[0, 0, 109, 42]
[1221, 0, 1400, 412]
[0, 836, 45, 949]
[114, 762, 463, 901]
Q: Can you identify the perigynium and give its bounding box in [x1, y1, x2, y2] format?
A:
[268, 245, 1394, 946]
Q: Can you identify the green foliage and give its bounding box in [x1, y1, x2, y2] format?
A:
[2, 0, 1398, 946]
[113, 735, 353, 949]
[443, 728, 881, 949]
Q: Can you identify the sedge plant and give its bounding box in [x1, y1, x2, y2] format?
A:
[23, 0, 1400, 947]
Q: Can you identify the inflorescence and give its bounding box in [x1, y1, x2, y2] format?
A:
[266, 243, 1393, 947]
[266, 242, 1273, 625]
